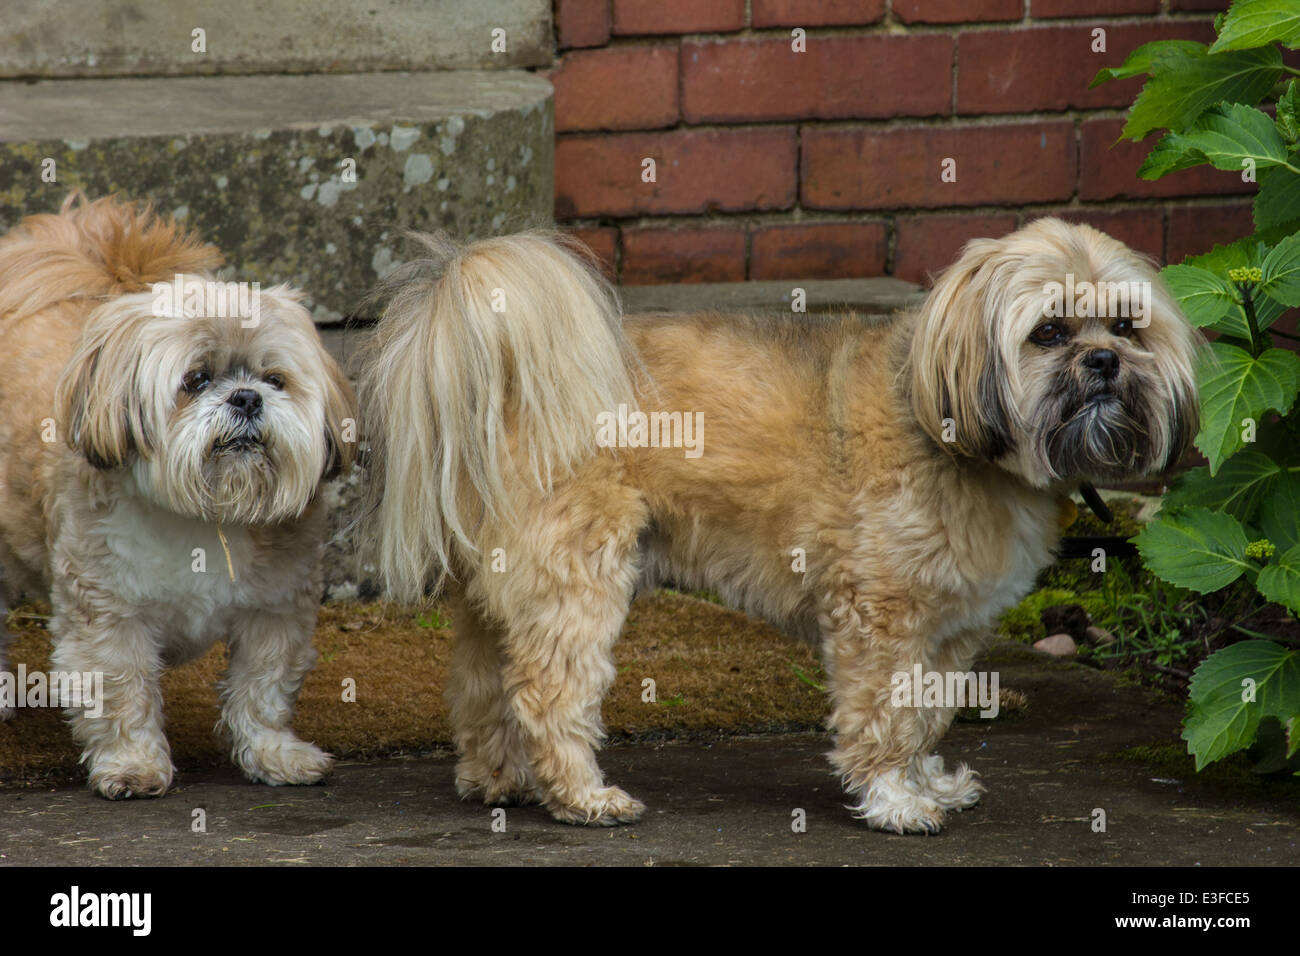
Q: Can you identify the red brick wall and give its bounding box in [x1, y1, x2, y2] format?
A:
[547, 0, 1254, 287]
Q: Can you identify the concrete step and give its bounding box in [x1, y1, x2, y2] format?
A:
[620, 277, 926, 318]
[0, 70, 555, 321]
[1, 0, 550, 75]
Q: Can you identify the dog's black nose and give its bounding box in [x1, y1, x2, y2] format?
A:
[227, 388, 263, 417]
[1083, 348, 1119, 380]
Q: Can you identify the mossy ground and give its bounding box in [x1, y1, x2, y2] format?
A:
[997, 493, 1149, 645]
[1106, 743, 1300, 798]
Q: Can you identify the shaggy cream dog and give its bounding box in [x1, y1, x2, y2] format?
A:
[360, 220, 1200, 833]
[0, 195, 357, 798]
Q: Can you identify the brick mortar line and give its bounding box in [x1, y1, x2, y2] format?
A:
[594, 12, 1214, 47]
[569, 198, 1251, 280]
[554, 111, 1168, 140]
[562, 195, 1252, 233]
[555, 107, 1153, 139]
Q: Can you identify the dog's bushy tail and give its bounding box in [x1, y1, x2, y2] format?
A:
[0, 191, 221, 322]
[359, 231, 636, 601]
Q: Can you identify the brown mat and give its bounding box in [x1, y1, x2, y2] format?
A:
[0, 591, 828, 786]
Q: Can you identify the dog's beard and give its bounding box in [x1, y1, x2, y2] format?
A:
[1029, 360, 1161, 482]
[138, 401, 323, 526]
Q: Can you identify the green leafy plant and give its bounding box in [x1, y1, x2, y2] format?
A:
[415, 608, 450, 629]
[1089, 571, 1206, 669]
[1094, 1, 1300, 772]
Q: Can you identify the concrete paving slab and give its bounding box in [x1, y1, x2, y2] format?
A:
[3, 646, 1296, 866]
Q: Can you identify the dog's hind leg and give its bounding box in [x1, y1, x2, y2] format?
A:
[445, 592, 538, 806]
[474, 474, 648, 827]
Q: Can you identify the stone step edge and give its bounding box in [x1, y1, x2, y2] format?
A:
[320, 277, 927, 369]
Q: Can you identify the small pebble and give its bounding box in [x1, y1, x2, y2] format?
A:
[1033, 633, 1077, 656]
[1084, 625, 1115, 645]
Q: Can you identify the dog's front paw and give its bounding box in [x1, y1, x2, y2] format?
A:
[920, 756, 983, 811]
[0, 700, 14, 722]
[848, 768, 947, 835]
[89, 760, 174, 800]
[455, 759, 541, 807]
[546, 786, 646, 827]
[237, 734, 334, 786]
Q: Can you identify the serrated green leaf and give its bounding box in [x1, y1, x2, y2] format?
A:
[1134, 507, 1253, 592]
[1089, 39, 1207, 87]
[1258, 543, 1300, 612]
[1260, 472, 1300, 552]
[1289, 714, 1300, 759]
[1123, 44, 1282, 140]
[1255, 166, 1300, 232]
[1277, 79, 1300, 144]
[1162, 452, 1283, 521]
[1139, 133, 1216, 179]
[1180, 237, 1287, 329]
[1141, 102, 1295, 179]
[1259, 233, 1300, 305]
[1183, 640, 1300, 769]
[1185, 236, 1268, 271]
[1160, 264, 1251, 337]
[1210, 0, 1300, 53]
[1253, 290, 1289, 331]
[1195, 343, 1300, 473]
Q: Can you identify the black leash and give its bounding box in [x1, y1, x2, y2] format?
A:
[1078, 481, 1113, 523]
[1058, 481, 1139, 559]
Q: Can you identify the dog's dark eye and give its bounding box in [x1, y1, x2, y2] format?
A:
[1112, 318, 1134, 337]
[182, 369, 211, 392]
[1029, 323, 1068, 346]
[264, 373, 286, 390]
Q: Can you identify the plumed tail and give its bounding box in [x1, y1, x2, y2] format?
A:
[359, 230, 636, 601]
[0, 191, 222, 322]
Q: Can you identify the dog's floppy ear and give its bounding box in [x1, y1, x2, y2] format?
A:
[907, 237, 1016, 462]
[54, 305, 155, 469]
[320, 348, 359, 481]
[1146, 271, 1203, 474]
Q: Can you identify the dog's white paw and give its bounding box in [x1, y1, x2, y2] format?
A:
[238, 734, 333, 786]
[89, 756, 175, 800]
[547, 786, 646, 827]
[919, 755, 984, 811]
[848, 768, 947, 835]
[0, 701, 14, 722]
[455, 758, 541, 806]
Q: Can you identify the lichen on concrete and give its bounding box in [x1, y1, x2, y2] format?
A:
[0, 72, 555, 321]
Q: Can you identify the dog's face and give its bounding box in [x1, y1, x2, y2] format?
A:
[907, 218, 1201, 487]
[55, 279, 358, 525]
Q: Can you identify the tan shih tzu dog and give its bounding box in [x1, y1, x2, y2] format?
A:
[360, 219, 1200, 833]
[0, 194, 357, 798]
